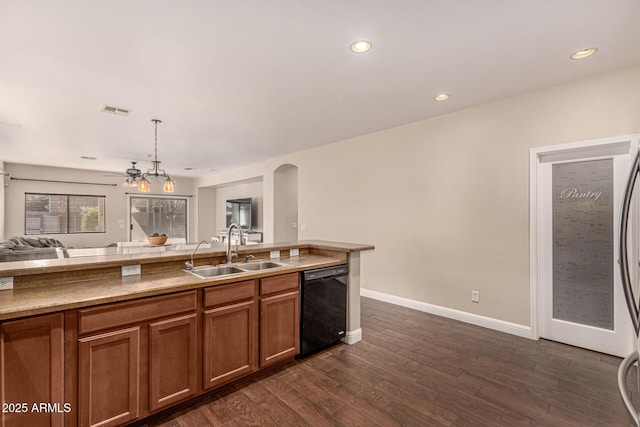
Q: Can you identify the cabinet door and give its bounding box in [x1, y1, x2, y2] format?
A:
[149, 314, 198, 412]
[203, 300, 255, 389]
[78, 327, 140, 427]
[260, 291, 300, 367]
[0, 313, 64, 427]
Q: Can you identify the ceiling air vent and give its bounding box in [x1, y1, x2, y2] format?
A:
[100, 104, 131, 116]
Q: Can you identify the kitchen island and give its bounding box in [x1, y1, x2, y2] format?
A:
[0, 240, 373, 427]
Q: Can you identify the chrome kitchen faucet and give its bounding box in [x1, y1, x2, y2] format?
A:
[226, 223, 244, 264]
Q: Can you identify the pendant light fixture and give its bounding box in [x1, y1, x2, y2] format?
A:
[121, 161, 142, 187]
[138, 119, 175, 193]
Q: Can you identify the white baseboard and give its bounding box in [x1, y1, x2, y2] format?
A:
[361, 288, 534, 340]
[341, 328, 362, 345]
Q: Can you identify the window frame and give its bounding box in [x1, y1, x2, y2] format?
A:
[24, 192, 106, 235]
[127, 194, 189, 242]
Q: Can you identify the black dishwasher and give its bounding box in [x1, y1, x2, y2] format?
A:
[298, 264, 348, 358]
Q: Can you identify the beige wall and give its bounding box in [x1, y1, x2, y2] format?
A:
[274, 164, 298, 242]
[195, 186, 217, 242]
[4, 163, 196, 247]
[198, 64, 640, 327]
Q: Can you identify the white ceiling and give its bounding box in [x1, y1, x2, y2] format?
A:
[1, 0, 640, 179]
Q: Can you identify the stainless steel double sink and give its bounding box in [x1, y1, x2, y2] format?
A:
[182, 260, 289, 279]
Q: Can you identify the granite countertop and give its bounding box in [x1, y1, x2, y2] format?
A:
[0, 254, 346, 321]
[0, 240, 374, 276]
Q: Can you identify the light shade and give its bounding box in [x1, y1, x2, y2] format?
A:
[137, 178, 150, 192]
[163, 178, 175, 193]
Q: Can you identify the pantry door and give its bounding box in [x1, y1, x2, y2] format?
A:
[536, 136, 637, 357]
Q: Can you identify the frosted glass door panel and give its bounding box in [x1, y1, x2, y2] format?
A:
[552, 159, 613, 330]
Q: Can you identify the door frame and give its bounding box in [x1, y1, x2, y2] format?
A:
[126, 194, 190, 242]
[529, 134, 639, 343]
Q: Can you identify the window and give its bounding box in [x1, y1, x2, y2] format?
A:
[129, 196, 188, 241]
[25, 193, 106, 235]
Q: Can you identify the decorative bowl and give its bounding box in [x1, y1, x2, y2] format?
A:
[147, 236, 168, 246]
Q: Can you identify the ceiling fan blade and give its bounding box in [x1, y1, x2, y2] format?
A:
[101, 172, 129, 177]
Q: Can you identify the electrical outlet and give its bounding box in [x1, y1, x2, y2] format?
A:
[121, 264, 141, 277]
[471, 290, 480, 303]
[270, 250, 280, 259]
[0, 276, 14, 291]
[290, 248, 299, 257]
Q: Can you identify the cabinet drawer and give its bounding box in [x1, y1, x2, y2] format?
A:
[204, 280, 255, 308]
[79, 290, 197, 335]
[260, 273, 299, 296]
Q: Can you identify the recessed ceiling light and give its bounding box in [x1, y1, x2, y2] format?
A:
[350, 40, 372, 53]
[433, 93, 450, 101]
[570, 47, 598, 60]
[80, 156, 97, 160]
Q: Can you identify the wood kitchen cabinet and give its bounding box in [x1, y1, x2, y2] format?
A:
[78, 327, 140, 427]
[0, 313, 65, 427]
[203, 280, 257, 389]
[259, 273, 300, 367]
[0, 240, 365, 427]
[76, 291, 198, 427]
[0, 271, 303, 427]
[148, 313, 198, 412]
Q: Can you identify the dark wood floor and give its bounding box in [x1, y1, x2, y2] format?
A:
[141, 297, 638, 426]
